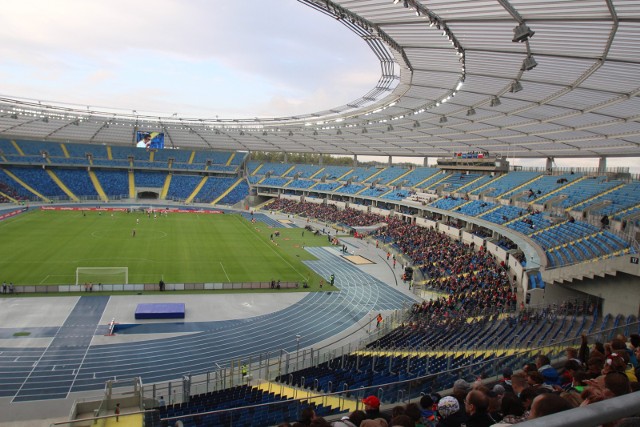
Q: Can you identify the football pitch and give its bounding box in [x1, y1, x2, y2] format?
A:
[0, 209, 330, 287]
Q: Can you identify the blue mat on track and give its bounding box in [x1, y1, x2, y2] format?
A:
[135, 303, 185, 319]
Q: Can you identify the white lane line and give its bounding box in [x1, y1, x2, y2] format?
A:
[220, 262, 231, 283]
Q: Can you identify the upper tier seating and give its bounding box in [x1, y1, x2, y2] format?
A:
[54, 169, 98, 198]
[166, 175, 203, 200]
[5, 166, 67, 198]
[471, 171, 540, 198]
[94, 170, 129, 197]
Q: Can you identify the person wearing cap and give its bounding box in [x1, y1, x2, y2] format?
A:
[436, 396, 467, 427]
[362, 395, 391, 422]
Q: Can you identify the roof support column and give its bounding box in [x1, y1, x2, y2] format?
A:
[598, 156, 607, 174]
[546, 157, 554, 173]
[388, 155, 392, 166]
[423, 157, 429, 167]
[284, 152, 288, 163]
[353, 155, 358, 166]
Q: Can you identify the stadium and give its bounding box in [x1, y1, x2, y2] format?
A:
[0, 1, 639, 426]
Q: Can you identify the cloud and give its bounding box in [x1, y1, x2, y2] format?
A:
[0, 0, 380, 118]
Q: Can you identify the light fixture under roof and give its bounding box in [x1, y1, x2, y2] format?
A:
[513, 22, 535, 43]
[521, 55, 538, 71]
[439, 116, 448, 124]
[362, 127, 368, 134]
[387, 124, 394, 131]
[312, 130, 318, 136]
[262, 131, 267, 136]
[490, 96, 501, 107]
[511, 81, 524, 93]
[336, 129, 342, 135]
[288, 130, 293, 136]
[466, 108, 476, 116]
[413, 121, 420, 128]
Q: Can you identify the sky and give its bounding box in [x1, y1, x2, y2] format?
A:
[0, 1, 638, 172]
[0, 0, 380, 118]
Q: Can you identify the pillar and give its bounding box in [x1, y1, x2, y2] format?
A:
[598, 156, 607, 174]
[423, 157, 429, 167]
[388, 155, 392, 166]
[545, 157, 554, 173]
[353, 155, 358, 167]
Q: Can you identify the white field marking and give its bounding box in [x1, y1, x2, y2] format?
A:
[220, 262, 231, 283]
[236, 216, 308, 281]
[39, 275, 50, 284]
[90, 229, 167, 239]
[12, 304, 75, 402]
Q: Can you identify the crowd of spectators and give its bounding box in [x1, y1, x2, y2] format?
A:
[281, 331, 640, 426]
[266, 199, 639, 426]
[268, 199, 384, 227]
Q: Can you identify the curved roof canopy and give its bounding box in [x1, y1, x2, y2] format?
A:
[1, 0, 639, 158]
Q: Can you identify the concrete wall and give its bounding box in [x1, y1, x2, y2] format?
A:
[564, 272, 640, 317]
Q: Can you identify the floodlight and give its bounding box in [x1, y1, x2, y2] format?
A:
[467, 108, 476, 116]
[513, 23, 535, 43]
[439, 116, 448, 123]
[387, 124, 394, 131]
[521, 55, 538, 71]
[362, 127, 368, 134]
[288, 130, 293, 136]
[511, 81, 523, 93]
[337, 129, 342, 135]
[490, 97, 501, 107]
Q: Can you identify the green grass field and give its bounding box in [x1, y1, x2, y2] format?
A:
[0, 210, 331, 288]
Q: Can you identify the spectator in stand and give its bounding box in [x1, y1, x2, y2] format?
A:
[527, 393, 574, 420]
[510, 373, 529, 398]
[463, 390, 494, 427]
[362, 396, 391, 423]
[495, 393, 527, 425]
[499, 368, 514, 394]
[535, 354, 560, 385]
[436, 396, 467, 427]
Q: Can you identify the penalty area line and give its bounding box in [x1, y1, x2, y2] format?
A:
[220, 262, 231, 283]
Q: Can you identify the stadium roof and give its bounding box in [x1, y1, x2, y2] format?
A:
[1, 0, 639, 159]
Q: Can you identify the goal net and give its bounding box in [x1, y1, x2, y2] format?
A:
[76, 267, 129, 285]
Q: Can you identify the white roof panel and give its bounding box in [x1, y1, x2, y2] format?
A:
[0, 0, 638, 158]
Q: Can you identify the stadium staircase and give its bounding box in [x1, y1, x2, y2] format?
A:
[388, 169, 413, 186]
[128, 171, 135, 198]
[106, 145, 113, 160]
[530, 176, 586, 205]
[0, 190, 17, 203]
[211, 178, 245, 205]
[46, 169, 79, 202]
[569, 182, 627, 212]
[1, 168, 50, 202]
[336, 169, 353, 181]
[185, 176, 208, 204]
[60, 143, 70, 158]
[160, 174, 172, 200]
[187, 150, 196, 164]
[496, 175, 541, 200]
[256, 381, 358, 413]
[225, 152, 236, 166]
[309, 168, 324, 179]
[10, 139, 24, 155]
[88, 170, 109, 201]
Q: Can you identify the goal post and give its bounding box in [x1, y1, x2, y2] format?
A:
[76, 267, 129, 285]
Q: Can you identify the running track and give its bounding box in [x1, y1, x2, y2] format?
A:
[0, 246, 417, 402]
